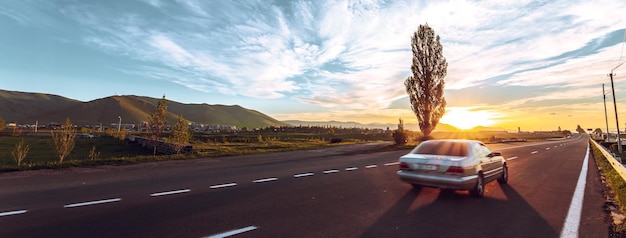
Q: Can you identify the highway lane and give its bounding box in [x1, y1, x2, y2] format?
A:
[0, 135, 608, 237]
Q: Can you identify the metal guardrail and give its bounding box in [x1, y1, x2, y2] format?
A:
[590, 139, 626, 180]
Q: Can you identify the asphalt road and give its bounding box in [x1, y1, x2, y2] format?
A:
[0, 135, 609, 237]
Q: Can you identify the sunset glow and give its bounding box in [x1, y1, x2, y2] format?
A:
[440, 107, 498, 130]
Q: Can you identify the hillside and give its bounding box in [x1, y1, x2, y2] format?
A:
[0, 90, 81, 121]
[0, 90, 287, 129]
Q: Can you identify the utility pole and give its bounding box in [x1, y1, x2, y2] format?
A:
[610, 62, 624, 154]
[603, 84, 610, 142]
[118, 116, 122, 132]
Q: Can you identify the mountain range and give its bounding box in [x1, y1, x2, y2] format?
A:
[0, 90, 287, 128]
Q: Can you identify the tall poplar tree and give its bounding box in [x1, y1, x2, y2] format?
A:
[404, 24, 447, 139]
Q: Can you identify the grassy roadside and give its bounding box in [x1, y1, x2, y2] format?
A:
[0, 131, 570, 173]
[0, 134, 391, 172]
[591, 144, 626, 234]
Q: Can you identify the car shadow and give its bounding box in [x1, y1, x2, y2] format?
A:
[359, 183, 558, 238]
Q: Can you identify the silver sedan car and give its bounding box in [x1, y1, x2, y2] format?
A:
[397, 139, 508, 197]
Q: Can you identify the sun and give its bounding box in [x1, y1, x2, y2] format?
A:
[440, 107, 497, 130]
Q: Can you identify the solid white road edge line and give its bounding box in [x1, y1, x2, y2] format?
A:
[253, 178, 278, 183]
[210, 183, 237, 189]
[323, 170, 339, 174]
[384, 162, 400, 166]
[506, 156, 518, 161]
[559, 144, 589, 238]
[294, 173, 314, 178]
[366, 165, 378, 168]
[206, 226, 258, 238]
[64, 198, 121, 208]
[0, 210, 27, 217]
[150, 189, 191, 197]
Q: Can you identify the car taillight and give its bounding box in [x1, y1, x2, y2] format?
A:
[446, 166, 464, 174]
[399, 162, 410, 170]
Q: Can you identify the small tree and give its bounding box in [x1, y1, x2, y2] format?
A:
[89, 145, 101, 161]
[150, 95, 169, 139]
[114, 128, 127, 140]
[170, 114, 191, 154]
[392, 118, 409, 145]
[593, 128, 602, 134]
[12, 139, 29, 166]
[404, 24, 447, 139]
[576, 125, 586, 134]
[51, 117, 76, 163]
[149, 95, 169, 155]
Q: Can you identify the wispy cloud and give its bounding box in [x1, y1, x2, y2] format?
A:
[3, 0, 626, 130]
[48, 0, 626, 108]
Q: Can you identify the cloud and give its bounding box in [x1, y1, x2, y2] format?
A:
[504, 87, 602, 107]
[496, 39, 626, 89]
[7, 0, 626, 126]
[0, 1, 59, 27]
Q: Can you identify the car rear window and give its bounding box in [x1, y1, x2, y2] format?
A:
[412, 141, 469, 157]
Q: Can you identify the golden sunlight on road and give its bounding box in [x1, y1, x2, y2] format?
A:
[440, 107, 499, 130]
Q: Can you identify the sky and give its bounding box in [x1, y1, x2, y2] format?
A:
[1, 0, 626, 132]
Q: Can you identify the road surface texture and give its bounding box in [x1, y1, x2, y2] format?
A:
[0, 135, 610, 237]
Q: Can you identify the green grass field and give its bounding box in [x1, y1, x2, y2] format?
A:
[0, 131, 391, 171]
[0, 135, 149, 168]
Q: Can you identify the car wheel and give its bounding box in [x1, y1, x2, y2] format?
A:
[497, 164, 508, 184]
[470, 174, 484, 198]
[411, 184, 422, 189]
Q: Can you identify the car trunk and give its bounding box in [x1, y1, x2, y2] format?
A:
[400, 155, 468, 175]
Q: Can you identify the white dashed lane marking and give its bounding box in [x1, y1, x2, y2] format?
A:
[531, 151, 539, 154]
[210, 183, 237, 189]
[3, 161, 402, 217]
[64, 198, 122, 208]
[506, 156, 518, 161]
[150, 189, 191, 197]
[294, 173, 314, 178]
[0, 210, 27, 217]
[253, 178, 278, 183]
[206, 226, 258, 238]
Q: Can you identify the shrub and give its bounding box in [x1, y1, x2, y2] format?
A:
[89, 146, 101, 161]
[12, 139, 29, 166]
